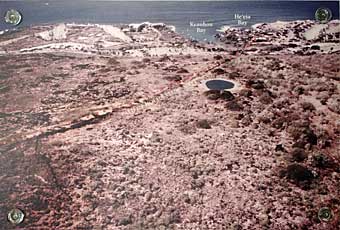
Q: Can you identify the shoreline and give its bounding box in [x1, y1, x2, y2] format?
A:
[1, 19, 339, 57]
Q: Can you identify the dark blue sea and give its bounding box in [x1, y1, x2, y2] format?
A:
[0, 1, 339, 41]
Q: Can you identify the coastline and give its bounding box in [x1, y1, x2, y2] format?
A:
[1, 19, 339, 56]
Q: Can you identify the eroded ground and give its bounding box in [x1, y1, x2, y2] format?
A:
[0, 22, 339, 229]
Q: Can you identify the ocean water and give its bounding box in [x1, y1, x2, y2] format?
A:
[0, 1, 339, 41]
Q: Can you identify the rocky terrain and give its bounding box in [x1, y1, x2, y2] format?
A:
[217, 19, 340, 55]
[0, 21, 339, 229]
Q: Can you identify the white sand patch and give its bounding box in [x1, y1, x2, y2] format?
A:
[36, 23, 67, 41]
[252, 20, 313, 31]
[121, 46, 209, 57]
[168, 25, 176, 32]
[251, 23, 266, 29]
[147, 47, 207, 56]
[128, 22, 175, 32]
[0, 29, 10, 36]
[67, 23, 96, 28]
[303, 24, 328, 40]
[128, 23, 142, 31]
[264, 21, 290, 30]
[325, 20, 340, 35]
[129, 22, 155, 31]
[53, 24, 67, 40]
[217, 25, 231, 32]
[99, 41, 121, 48]
[312, 42, 340, 53]
[77, 36, 89, 40]
[97, 25, 132, 42]
[20, 42, 94, 53]
[0, 35, 30, 46]
[36, 31, 52, 41]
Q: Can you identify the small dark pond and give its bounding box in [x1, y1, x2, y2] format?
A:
[205, 80, 235, 90]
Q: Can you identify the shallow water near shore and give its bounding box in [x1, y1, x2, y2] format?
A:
[0, 1, 339, 41]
